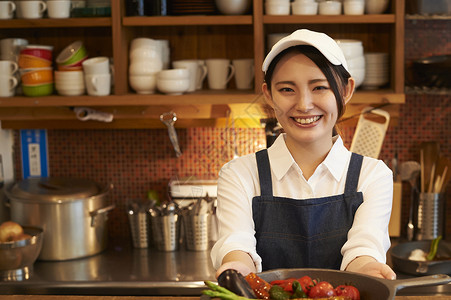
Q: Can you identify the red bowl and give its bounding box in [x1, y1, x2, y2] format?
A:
[20, 46, 53, 61]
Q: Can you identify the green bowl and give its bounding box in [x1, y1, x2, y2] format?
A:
[56, 41, 88, 66]
[22, 83, 54, 97]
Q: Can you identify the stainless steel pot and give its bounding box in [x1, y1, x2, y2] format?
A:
[4, 177, 115, 261]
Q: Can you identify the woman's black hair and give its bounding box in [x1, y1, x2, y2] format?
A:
[264, 45, 351, 135]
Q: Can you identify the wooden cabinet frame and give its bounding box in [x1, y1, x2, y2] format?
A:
[0, 0, 405, 129]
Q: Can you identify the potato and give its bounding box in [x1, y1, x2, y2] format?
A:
[0, 221, 24, 243]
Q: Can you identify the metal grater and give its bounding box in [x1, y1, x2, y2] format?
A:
[350, 107, 390, 159]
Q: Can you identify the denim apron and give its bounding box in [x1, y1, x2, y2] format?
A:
[252, 149, 364, 271]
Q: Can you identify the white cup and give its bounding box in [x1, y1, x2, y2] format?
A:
[196, 60, 207, 90]
[0, 60, 19, 75]
[172, 59, 208, 92]
[0, 1, 16, 19]
[205, 59, 235, 90]
[47, 0, 71, 18]
[0, 38, 28, 61]
[0, 75, 18, 97]
[82, 56, 110, 75]
[18, 0, 47, 19]
[85, 73, 111, 96]
[232, 58, 254, 90]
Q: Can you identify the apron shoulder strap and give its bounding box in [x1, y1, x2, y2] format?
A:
[255, 149, 273, 196]
[344, 152, 364, 194]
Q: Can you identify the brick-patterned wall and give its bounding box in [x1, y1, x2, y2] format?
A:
[10, 19, 451, 241]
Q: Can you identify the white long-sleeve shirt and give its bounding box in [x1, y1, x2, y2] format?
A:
[211, 133, 393, 272]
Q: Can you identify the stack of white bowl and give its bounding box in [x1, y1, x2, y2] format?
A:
[335, 39, 365, 88]
[265, 0, 290, 15]
[362, 52, 390, 89]
[128, 38, 163, 94]
[291, 0, 318, 15]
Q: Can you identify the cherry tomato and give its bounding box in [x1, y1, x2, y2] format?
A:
[297, 275, 316, 293]
[308, 281, 336, 298]
[335, 285, 360, 300]
[270, 278, 296, 292]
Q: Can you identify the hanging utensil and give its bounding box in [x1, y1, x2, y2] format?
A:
[400, 161, 420, 241]
[350, 107, 390, 159]
[160, 111, 182, 157]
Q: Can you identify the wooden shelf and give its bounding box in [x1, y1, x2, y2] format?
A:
[0, 90, 404, 107]
[263, 14, 396, 24]
[123, 15, 253, 26]
[0, 18, 112, 28]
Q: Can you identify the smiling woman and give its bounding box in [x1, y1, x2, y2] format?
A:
[211, 29, 396, 282]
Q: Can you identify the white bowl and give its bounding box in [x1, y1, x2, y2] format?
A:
[343, 0, 364, 15]
[349, 67, 365, 88]
[129, 74, 157, 94]
[215, 0, 251, 15]
[56, 87, 85, 96]
[130, 38, 158, 51]
[335, 39, 364, 58]
[265, 3, 290, 15]
[365, 0, 389, 14]
[157, 68, 190, 80]
[292, 1, 318, 15]
[318, 0, 342, 15]
[54, 70, 84, 81]
[129, 47, 162, 61]
[266, 0, 290, 4]
[346, 55, 365, 70]
[156, 77, 190, 95]
[129, 60, 163, 75]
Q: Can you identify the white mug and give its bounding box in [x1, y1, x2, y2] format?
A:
[172, 59, 207, 92]
[85, 73, 111, 96]
[205, 59, 235, 90]
[0, 75, 18, 97]
[0, 60, 19, 75]
[47, 0, 71, 18]
[0, 1, 16, 19]
[82, 56, 110, 75]
[232, 58, 254, 90]
[195, 60, 207, 90]
[18, 0, 47, 19]
[0, 38, 28, 61]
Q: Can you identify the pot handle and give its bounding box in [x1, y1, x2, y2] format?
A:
[90, 204, 115, 227]
[389, 274, 451, 292]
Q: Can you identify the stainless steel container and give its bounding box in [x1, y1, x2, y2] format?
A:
[5, 177, 114, 261]
[415, 192, 445, 240]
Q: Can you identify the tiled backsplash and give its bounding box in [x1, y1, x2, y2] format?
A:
[9, 19, 451, 241]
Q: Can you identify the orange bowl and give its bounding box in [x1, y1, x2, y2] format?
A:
[20, 68, 54, 85]
[18, 54, 52, 69]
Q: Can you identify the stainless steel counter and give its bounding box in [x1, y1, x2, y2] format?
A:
[0, 241, 216, 296]
[1, 238, 450, 296]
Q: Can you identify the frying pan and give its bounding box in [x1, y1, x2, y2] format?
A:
[258, 268, 450, 300]
[390, 240, 451, 276]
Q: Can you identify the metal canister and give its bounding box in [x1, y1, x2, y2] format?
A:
[5, 177, 114, 261]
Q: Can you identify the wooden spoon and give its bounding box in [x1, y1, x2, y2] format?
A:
[420, 141, 440, 193]
[435, 156, 451, 193]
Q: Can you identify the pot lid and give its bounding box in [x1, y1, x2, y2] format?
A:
[8, 177, 100, 203]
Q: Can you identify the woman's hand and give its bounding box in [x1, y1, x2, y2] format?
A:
[346, 256, 396, 280]
[215, 250, 257, 279]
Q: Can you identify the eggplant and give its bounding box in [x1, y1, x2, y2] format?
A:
[217, 269, 256, 298]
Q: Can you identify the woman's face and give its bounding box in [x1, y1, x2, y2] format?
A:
[263, 51, 352, 147]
